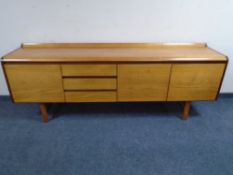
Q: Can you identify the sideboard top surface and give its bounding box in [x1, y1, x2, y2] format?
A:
[2, 43, 227, 62]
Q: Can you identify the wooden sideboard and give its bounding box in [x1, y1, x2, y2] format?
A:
[1, 43, 228, 122]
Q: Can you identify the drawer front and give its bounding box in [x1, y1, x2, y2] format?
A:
[167, 63, 226, 101]
[61, 64, 117, 77]
[63, 78, 116, 90]
[65, 91, 116, 102]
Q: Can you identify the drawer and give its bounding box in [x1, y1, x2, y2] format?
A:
[65, 91, 116, 102]
[63, 78, 117, 90]
[61, 64, 117, 77]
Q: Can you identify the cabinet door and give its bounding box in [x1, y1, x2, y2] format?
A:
[118, 64, 171, 101]
[4, 63, 64, 102]
[167, 63, 226, 101]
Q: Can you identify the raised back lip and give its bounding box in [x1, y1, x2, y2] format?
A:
[21, 42, 208, 49]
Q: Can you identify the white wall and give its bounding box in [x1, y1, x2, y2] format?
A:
[0, 0, 233, 95]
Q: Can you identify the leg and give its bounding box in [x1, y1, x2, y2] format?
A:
[182, 101, 191, 120]
[40, 103, 49, 123]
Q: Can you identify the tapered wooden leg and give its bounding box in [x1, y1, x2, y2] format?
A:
[183, 101, 191, 120]
[40, 103, 49, 123]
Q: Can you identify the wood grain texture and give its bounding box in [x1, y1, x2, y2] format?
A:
[2, 43, 227, 62]
[118, 64, 171, 101]
[65, 91, 116, 102]
[167, 63, 226, 101]
[63, 78, 116, 90]
[4, 64, 64, 102]
[61, 64, 116, 77]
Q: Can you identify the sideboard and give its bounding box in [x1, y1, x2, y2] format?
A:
[1, 43, 228, 122]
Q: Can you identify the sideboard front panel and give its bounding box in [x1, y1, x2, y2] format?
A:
[118, 64, 171, 101]
[4, 64, 64, 102]
[167, 63, 226, 101]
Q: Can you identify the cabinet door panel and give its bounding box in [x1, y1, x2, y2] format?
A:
[118, 64, 171, 101]
[167, 63, 226, 101]
[4, 63, 64, 102]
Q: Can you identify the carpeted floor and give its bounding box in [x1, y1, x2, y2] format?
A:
[0, 95, 233, 175]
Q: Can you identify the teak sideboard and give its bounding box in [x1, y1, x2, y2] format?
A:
[1, 43, 228, 123]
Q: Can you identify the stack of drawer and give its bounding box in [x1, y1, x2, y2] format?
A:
[61, 64, 117, 102]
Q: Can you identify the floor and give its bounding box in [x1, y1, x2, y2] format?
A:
[0, 96, 233, 175]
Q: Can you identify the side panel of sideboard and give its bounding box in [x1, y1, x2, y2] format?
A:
[167, 63, 226, 101]
[3, 63, 65, 102]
